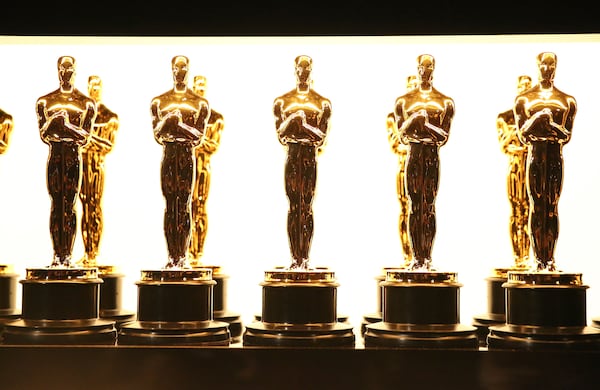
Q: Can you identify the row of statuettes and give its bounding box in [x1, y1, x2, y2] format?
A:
[0, 52, 574, 275]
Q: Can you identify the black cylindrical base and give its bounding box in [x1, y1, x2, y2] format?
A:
[472, 314, 504, 348]
[136, 281, 213, 322]
[118, 320, 231, 346]
[364, 270, 478, 349]
[472, 274, 508, 347]
[359, 270, 389, 337]
[254, 313, 349, 324]
[98, 270, 135, 326]
[213, 272, 227, 313]
[361, 313, 382, 337]
[487, 271, 598, 351]
[2, 268, 117, 345]
[364, 322, 479, 349]
[383, 284, 460, 324]
[214, 312, 243, 343]
[211, 272, 242, 341]
[244, 268, 355, 348]
[262, 284, 337, 323]
[506, 286, 587, 327]
[243, 321, 355, 347]
[118, 269, 231, 346]
[2, 318, 117, 345]
[20, 268, 104, 321]
[488, 324, 600, 350]
[0, 271, 19, 318]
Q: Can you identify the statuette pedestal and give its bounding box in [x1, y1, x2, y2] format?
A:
[97, 265, 134, 328]
[2, 267, 116, 345]
[243, 267, 355, 347]
[118, 268, 230, 346]
[488, 271, 600, 350]
[364, 270, 478, 349]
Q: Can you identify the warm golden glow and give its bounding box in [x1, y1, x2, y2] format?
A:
[263, 267, 337, 284]
[78, 75, 120, 267]
[515, 52, 577, 272]
[26, 267, 99, 281]
[506, 270, 583, 286]
[496, 75, 533, 269]
[188, 75, 224, 266]
[394, 54, 454, 270]
[273, 55, 332, 270]
[139, 268, 214, 283]
[384, 269, 459, 285]
[36, 55, 96, 268]
[151, 55, 208, 269]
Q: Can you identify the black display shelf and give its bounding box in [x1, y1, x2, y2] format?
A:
[1, 343, 599, 389]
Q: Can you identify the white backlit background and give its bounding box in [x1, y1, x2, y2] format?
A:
[0, 35, 599, 332]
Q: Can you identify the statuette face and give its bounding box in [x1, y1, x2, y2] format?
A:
[151, 55, 208, 269]
[273, 55, 332, 270]
[394, 54, 455, 271]
[36, 56, 97, 268]
[515, 52, 577, 272]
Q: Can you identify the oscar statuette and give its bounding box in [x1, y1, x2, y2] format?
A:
[118, 56, 230, 346]
[361, 75, 417, 336]
[487, 52, 600, 350]
[472, 75, 534, 347]
[243, 55, 355, 347]
[188, 75, 242, 342]
[77, 75, 134, 328]
[0, 109, 19, 333]
[363, 54, 478, 349]
[2, 56, 117, 345]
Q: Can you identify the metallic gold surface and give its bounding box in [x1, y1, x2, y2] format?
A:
[25, 267, 99, 281]
[515, 52, 576, 272]
[36, 56, 96, 268]
[151, 56, 208, 269]
[387, 75, 418, 266]
[78, 75, 119, 267]
[188, 75, 224, 266]
[497, 75, 533, 268]
[96, 264, 117, 275]
[384, 269, 459, 285]
[139, 268, 214, 283]
[0, 264, 14, 274]
[490, 266, 528, 279]
[274, 55, 332, 270]
[263, 267, 336, 284]
[0, 108, 14, 155]
[506, 271, 583, 286]
[394, 54, 454, 270]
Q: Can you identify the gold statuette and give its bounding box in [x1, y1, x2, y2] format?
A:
[515, 52, 576, 272]
[0, 108, 14, 155]
[151, 55, 208, 269]
[78, 75, 119, 267]
[387, 75, 418, 266]
[394, 54, 455, 270]
[188, 75, 224, 266]
[497, 75, 533, 268]
[273, 55, 331, 270]
[36, 56, 96, 268]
